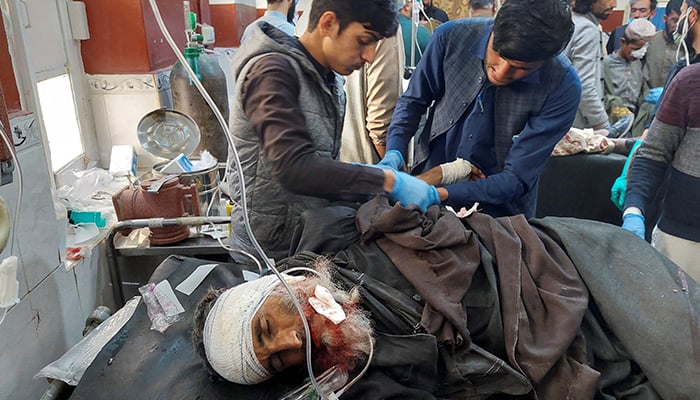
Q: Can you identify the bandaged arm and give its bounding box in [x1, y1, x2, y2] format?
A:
[417, 158, 474, 186]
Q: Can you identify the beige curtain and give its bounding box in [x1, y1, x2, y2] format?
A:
[435, 0, 470, 20]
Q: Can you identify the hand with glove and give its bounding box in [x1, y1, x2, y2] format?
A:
[387, 169, 440, 212]
[644, 87, 663, 104]
[376, 150, 405, 170]
[621, 211, 645, 239]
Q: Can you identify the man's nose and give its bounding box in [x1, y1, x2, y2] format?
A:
[270, 328, 303, 353]
[362, 45, 377, 64]
[492, 62, 513, 81]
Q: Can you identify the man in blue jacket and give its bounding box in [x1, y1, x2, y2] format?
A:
[382, 0, 582, 218]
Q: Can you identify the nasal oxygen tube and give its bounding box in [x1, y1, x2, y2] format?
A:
[147, 2, 370, 398]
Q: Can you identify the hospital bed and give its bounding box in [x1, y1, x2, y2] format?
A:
[44, 153, 666, 398]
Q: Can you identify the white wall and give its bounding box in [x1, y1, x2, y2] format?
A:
[0, 129, 115, 400]
[0, 1, 117, 396]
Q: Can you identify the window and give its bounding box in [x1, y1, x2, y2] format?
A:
[2, 0, 97, 174]
[36, 74, 83, 171]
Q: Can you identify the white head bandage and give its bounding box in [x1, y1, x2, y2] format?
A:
[202, 274, 283, 384]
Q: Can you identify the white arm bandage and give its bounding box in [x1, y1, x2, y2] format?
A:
[439, 158, 473, 185]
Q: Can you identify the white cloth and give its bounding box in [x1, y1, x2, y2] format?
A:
[552, 127, 612, 156]
[203, 274, 283, 384]
[652, 226, 700, 283]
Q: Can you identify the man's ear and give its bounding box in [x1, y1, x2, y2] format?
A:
[316, 11, 339, 37]
[649, 9, 657, 19]
[691, 7, 700, 24]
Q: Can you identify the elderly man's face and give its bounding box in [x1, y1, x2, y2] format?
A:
[484, 34, 544, 86]
[250, 277, 373, 377]
[252, 291, 306, 374]
[591, 0, 616, 20]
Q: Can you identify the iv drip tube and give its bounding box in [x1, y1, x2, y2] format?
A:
[146, 1, 326, 396]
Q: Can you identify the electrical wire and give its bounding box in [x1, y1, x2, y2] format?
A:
[147, 1, 326, 396]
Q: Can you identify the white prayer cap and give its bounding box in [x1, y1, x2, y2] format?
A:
[202, 274, 282, 384]
[625, 19, 657, 42]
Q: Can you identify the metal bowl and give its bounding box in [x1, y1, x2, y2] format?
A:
[136, 108, 201, 159]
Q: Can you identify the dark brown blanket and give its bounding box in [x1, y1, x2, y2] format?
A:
[356, 198, 597, 398]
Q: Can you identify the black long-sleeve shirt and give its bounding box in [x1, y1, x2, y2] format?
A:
[241, 53, 387, 200]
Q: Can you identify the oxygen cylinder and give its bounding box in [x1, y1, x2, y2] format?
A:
[170, 50, 229, 162]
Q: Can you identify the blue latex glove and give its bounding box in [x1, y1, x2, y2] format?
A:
[388, 170, 440, 212]
[644, 87, 663, 104]
[610, 175, 626, 211]
[621, 213, 645, 239]
[377, 150, 404, 170]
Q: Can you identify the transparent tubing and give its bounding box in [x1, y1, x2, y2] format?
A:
[0, 123, 23, 258]
[147, 1, 325, 396]
[675, 6, 694, 67]
[0, 122, 24, 327]
[277, 267, 375, 397]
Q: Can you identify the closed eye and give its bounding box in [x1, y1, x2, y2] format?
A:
[256, 317, 264, 345]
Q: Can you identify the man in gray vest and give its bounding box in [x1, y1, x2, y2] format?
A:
[240, 0, 298, 43]
[382, 0, 581, 218]
[227, 0, 440, 263]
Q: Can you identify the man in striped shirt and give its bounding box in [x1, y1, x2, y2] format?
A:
[622, 61, 700, 280]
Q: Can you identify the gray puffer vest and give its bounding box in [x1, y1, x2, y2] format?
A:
[227, 23, 346, 261]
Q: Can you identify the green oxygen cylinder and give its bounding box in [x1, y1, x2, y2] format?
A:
[170, 49, 229, 163]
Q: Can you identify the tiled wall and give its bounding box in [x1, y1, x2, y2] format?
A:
[87, 71, 173, 170]
[0, 135, 115, 400]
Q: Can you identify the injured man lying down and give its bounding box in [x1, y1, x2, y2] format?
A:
[193, 196, 700, 399]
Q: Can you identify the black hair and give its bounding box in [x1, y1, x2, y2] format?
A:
[492, 0, 574, 62]
[630, 0, 658, 11]
[470, 0, 495, 9]
[666, 0, 683, 15]
[305, 0, 399, 38]
[572, 0, 597, 14]
[191, 287, 228, 381]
